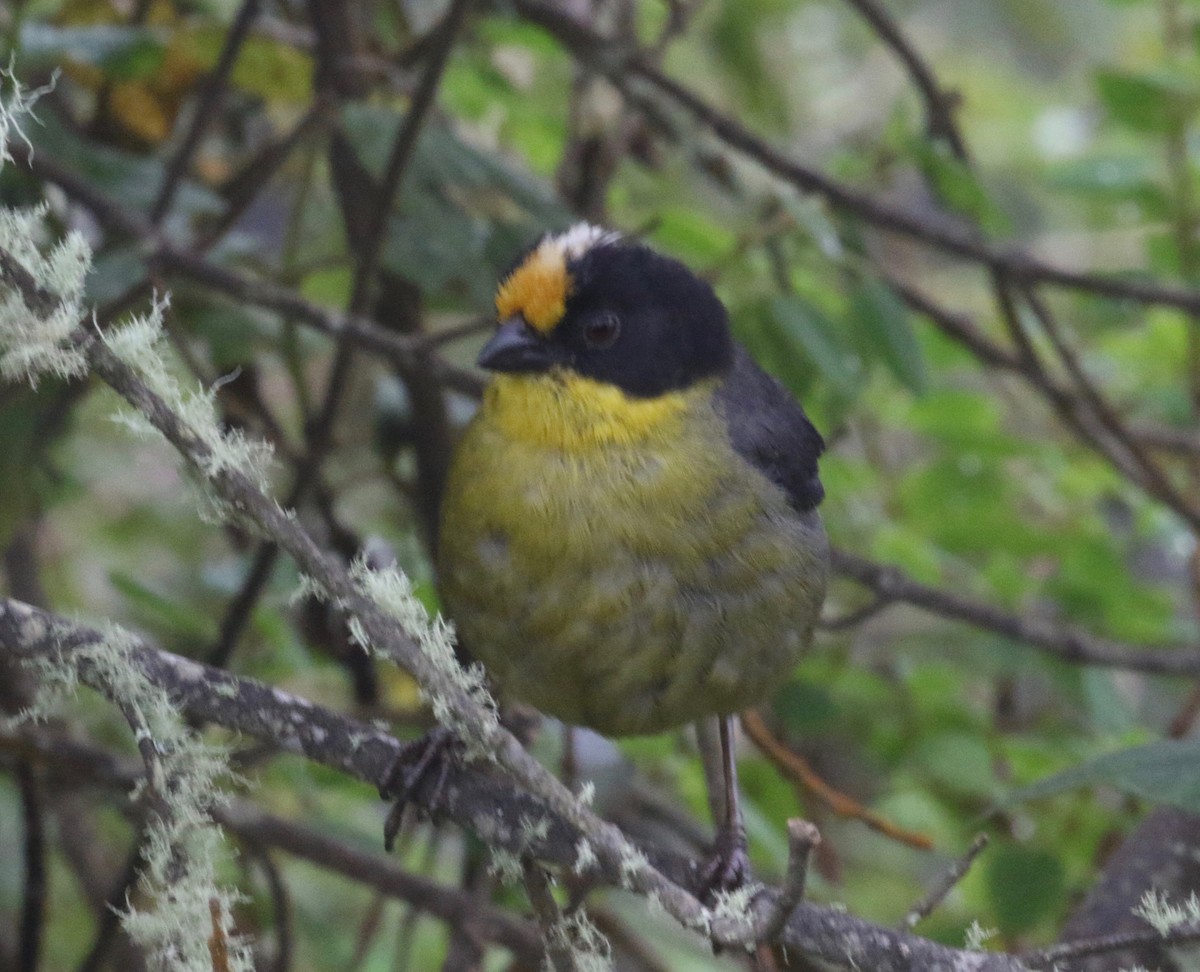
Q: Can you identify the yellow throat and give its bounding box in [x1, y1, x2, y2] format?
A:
[483, 371, 706, 452]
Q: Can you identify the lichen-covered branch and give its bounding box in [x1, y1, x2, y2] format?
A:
[0, 597, 1029, 972]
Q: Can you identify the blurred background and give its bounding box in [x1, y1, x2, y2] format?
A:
[2, 0, 1200, 969]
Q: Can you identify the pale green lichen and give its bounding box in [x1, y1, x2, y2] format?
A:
[617, 844, 650, 890]
[0, 96, 275, 504]
[0, 76, 89, 385]
[1134, 888, 1200, 935]
[291, 573, 329, 605]
[518, 813, 551, 848]
[303, 559, 499, 757]
[573, 838, 598, 875]
[102, 297, 275, 497]
[0, 204, 90, 385]
[487, 847, 524, 885]
[17, 621, 251, 972]
[709, 882, 760, 943]
[544, 909, 612, 972]
[964, 919, 997, 951]
[0, 67, 52, 165]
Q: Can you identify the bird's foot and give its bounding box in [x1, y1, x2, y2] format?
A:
[378, 726, 461, 851]
[699, 822, 752, 902]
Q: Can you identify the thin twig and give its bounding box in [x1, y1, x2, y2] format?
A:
[831, 548, 1200, 675]
[514, 0, 1200, 314]
[216, 803, 539, 960]
[1021, 284, 1199, 524]
[1024, 922, 1200, 967]
[415, 316, 493, 351]
[900, 834, 989, 930]
[588, 907, 674, 972]
[819, 592, 892, 631]
[0, 598, 1033, 970]
[239, 843, 293, 972]
[207, 542, 281, 668]
[1132, 421, 1200, 458]
[150, 0, 264, 223]
[741, 710, 934, 850]
[522, 860, 578, 972]
[347, 0, 473, 313]
[989, 265, 1200, 523]
[17, 759, 45, 972]
[0, 247, 59, 318]
[896, 271, 1176, 504]
[75, 829, 149, 972]
[155, 245, 482, 396]
[297, 0, 471, 514]
[197, 96, 334, 249]
[840, 0, 967, 158]
[208, 899, 231, 972]
[392, 828, 443, 972]
[759, 819, 820, 943]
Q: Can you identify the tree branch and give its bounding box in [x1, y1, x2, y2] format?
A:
[215, 801, 540, 962]
[513, 0, 1200, 314]
[150, 0, 264, 223]
[831, 548, 1200, 675]
[0, 597, 1030, 971]
[840, 0, 968, 159]
[901, 834, 989, 931]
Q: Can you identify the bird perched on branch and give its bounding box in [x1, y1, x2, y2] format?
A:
[418, 223, 828, 888]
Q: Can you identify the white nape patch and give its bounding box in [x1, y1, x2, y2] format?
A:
[551, 222, 621, 260]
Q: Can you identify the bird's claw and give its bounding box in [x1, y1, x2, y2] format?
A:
[378, 726, 461, 851]
[699, 823, 752, 901]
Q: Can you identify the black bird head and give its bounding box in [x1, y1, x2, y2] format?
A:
[482, 224, 735, 398]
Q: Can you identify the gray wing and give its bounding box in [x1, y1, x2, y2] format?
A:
[713, 345, 825, 513]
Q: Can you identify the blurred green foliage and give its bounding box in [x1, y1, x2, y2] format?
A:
[3, 0, 1200, 967]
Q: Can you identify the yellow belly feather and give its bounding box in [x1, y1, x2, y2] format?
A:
[438, 371, 827, 736]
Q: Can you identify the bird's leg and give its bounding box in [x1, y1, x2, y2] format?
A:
[700, 714, 752, 896]
[378, 725, 461, 851]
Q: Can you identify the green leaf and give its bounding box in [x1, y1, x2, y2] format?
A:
[1005, 738, 1200, 810]
[0, 395, 43, 549]
[1095, 68, 1199, 133]
[1081, 669, 1138, 736]
[650, 208, 736, 265]
[183, 303, 280, 369]
[985, 845, 1064, 934]
[184, 28, 313, 101]
[109, 572, 216, 641]
[771, 680, 837, 735]
[913, 732, 997, 799]
[903, 389, 1017, 454]
[339, 106, 569, 300]
[768, 295, 863, 395]
[20, 24, 166, 80]
[1046, 155, 1166, 214]
[86, 247, 150, 305]
[705, 0, 791, 127]
[848, 278, 927, 393]
[910, 138, 1008, 233]
[30, 113, 224, 216]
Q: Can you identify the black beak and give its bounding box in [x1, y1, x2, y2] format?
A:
[477, 317, 558, 373]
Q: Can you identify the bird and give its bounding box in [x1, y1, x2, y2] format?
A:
[426, 223, 829, 889]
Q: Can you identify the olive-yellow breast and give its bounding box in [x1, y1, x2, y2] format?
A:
[438, 225, 829, 737]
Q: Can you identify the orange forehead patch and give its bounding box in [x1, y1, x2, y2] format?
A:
[494, 242, 570, 334]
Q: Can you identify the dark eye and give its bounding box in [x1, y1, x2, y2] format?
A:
[583, 311, 621, 350]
